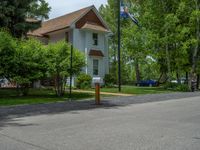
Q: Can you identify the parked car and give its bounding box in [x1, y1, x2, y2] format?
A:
[137, 80, 158, 87]
[170, 78, 186, 84]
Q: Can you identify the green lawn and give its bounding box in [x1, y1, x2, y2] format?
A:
[0, 86, 172, 106]
[98, 85, 172, 95]
[0, 88, 94, 106]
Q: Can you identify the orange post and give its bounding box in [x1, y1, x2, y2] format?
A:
[95, 83, 100, 105]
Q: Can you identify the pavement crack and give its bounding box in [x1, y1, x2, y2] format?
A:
[0, 132, 50, 150]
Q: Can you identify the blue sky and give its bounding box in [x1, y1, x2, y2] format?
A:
[46, 0, 108, 19]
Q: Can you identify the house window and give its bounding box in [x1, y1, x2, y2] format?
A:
[93, 33, 98, 46]
[93, 59, 99, 75]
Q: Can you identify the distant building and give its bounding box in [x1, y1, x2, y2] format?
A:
[28, 5, 111, 85]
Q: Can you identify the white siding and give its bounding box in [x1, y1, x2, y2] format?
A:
[48, 29, 73, 44]
[44, 28, 109, 82]
[80, 30, 109, 79]
[73, 29, 85, 52]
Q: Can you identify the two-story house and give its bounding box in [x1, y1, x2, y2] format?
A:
[28, 5, 110, 85]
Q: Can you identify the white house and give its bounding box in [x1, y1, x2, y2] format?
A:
[28, 5, 111, 85]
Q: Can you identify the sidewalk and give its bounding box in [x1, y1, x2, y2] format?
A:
[73, 89, 134, 97]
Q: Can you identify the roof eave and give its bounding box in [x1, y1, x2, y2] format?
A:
[42, 26, 70, 35]
[80, 28, 109, 33]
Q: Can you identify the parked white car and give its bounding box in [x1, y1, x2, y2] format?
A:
[171, 78, 186, 84]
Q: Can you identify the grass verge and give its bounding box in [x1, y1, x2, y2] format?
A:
[87, 85, 172, 95]
[0, 88, 94, 106]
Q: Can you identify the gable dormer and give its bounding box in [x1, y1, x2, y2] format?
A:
[75, 10, 106, 29]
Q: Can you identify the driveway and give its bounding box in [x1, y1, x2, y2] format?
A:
[0, 92, 200, 150]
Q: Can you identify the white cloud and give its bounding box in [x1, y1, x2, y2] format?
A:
[46, 0, 108, 19]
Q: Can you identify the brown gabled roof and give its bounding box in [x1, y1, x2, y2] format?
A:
[89, 49, 104, 57]
[28, 6, 93, 36]
[81, 22, 109, 32]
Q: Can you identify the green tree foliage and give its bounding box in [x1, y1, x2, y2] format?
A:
[100, 0, 200, 90]
[0, 31, 47, 95]
[0, 30, 85, 96]
[46, 41, 85, 96]
[0, 0, 51, 37]
[100, 0, 156, 84]
[104, 74, 116, 87]
[13, 38, 47, 95]
[0, 29, 17, 79]
[140, 0, 199, 87]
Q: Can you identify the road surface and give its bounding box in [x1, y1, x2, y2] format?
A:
[0, 93, 200, 150]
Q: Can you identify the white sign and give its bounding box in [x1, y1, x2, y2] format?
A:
[92, 77, 103, 84]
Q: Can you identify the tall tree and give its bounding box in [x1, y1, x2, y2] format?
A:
[0, 29, 17, 79]
[46, 41, 85, 97]
[13, 38, 47, 95]
[100, 0, 200, 89]
[188, 0, 200, 89]
[0, 0, 51, 37]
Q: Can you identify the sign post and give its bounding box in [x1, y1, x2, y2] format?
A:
[95, 83, 100, 105]
[92, 77, 102, 105]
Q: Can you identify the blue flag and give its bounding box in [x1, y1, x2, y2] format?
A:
[120, 0, 140, 27]
[120, 1, 129, 19]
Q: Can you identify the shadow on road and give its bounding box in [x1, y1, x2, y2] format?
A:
[0, 92, 200, 128]
[0, 100, 119, 128]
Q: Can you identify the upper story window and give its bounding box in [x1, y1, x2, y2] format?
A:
[93, 33, 98, 46]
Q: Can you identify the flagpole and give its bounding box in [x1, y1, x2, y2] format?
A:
[118, 0, 121, 92]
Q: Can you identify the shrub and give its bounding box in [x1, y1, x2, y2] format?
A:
[163, 82, 178, 90]
[176, 84, 190, 92]
[164, 82, 190, 92]
[76, 73, 92, 89]
[104, 74, 115, 87]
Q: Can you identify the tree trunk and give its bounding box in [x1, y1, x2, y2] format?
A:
[135, 59, 140, 84]
[186, 72, 188, 84]
[166, 44, 171, 81]
[55, 72, 62, 97]
[197, 74, 200, 90]
[176, 73, 181, 84]
[58, 75, 61, 97]
[189, 0, 199, 90]
[158, 72, 163, 84]
[20, 83, 29, 96]
[54, 76, 57, 95]
[60, 77, 64, 96]
[158, 72, 168, 84]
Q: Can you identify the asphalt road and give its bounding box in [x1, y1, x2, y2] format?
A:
[0, 93, 200, 150]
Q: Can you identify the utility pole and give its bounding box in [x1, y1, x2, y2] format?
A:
[117, 0, 140, 91]
[118, 0, 121, 92]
